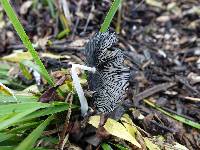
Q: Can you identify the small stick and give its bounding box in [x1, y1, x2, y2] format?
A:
[58, 93, 73, 150]
[134, 82, 176, 104]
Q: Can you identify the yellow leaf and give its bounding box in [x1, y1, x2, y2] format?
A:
[104, 118, 141, 148]
[122, 122, 137, 138]
[170, 142, 188, 150]
[121, 114, 137, 138]
[144, 137, 161, 150]
[89, 115, 141, 148]
[121, 114, 134, 125]
[40, 52, 70, 59]
[88, 115, 100, 128]
[146, 136, 189, 150]
[0, 82, 17, 101]
[1, 51, 32, 63]
[0, 82, 12, 96]
[21, 85, 39, 95]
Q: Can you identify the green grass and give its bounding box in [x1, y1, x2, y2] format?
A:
[0, 94, 73, 148]
[144, 99, 200, 130]
[100, 0, 122, 32]
[0, 0, 54, 86]
[15, 115, 54, 150]
[0, 107, 39, 131]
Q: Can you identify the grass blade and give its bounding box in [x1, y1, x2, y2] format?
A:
[20, 60, 53, 85]
[19, 62, 32, 80]
[0, 0, 54, 86]
[0, 146, 14, 150]
[100, 0, 122, 32]
[15, 115, 54, 150]
[19, 102, 76, 122]
[0, 102, 50, 116]
[0, 94, 38, 103]
[0, 133, 15, 142]
[101, 143, 112, 150]
[46, 0, 56, 18]
[144, 99, 200, 130]
[9, 122, 42, 133]
[0, 107, 39, 131]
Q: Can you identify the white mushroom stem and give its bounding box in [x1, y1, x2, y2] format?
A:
[71, 64, 96, 116]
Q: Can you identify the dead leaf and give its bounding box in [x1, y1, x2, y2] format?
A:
[147, 136, 189, 150]
[89, 115, 141, 148]
[39, 86, 58, 103]
[1, 51, 32, 63]
[36, 37, 48, 49]
[39, 76, 66, 103]
[68, 39, 87, 47]
[145, 0, 163, 8]
[41, 52, 71, 59]
[0, 82, 17, 101]
[20, 1, 33, 15]
[156, 16, 170, 22]
[144, 137, 161, 150]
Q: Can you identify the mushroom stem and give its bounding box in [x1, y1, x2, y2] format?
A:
[71, 64, 96, 116]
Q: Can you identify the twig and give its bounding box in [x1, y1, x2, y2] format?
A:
[133, 0, 145, 11]
[72, 0, 83, 39]
[179, 96, 200, 102]
[175, 75, 200, 95]
[43, 127, 63, 136]
[116, 2, 122, 34]
[58, 93, 73, 150]
[7, 44, 84, 52]
[134, 82, 176, 104]
[83, 2, 95, 33]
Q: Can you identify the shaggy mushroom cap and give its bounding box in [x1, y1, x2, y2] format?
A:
[85, 30, 130, 113]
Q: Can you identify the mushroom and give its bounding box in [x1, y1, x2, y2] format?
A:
[85, 30, 130, 114]
[71, 30, 129, 116]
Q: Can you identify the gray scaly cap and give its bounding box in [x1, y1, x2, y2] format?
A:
[85, 30, 130, 113]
